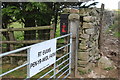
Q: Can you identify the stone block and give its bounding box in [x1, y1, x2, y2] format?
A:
[86, 48, 93, 52]
[79, 39, 89, 44]
[91, 42, 96, 47]
[78, 63, 95, 74]
[78, 60, 88, 65]
[89, 52, 93, 57]
[79, 44, 88, 50]
[79, 8, 85, 14]
[78, 67, 90, 74]
[95, 48, 100, 54]
[93, 35, 99, 41]
[80, 34, 90, 39]
[95, 39, 99, 45]
[85, 28, 95, 34]
[79, 40, 89, 50]
[77, 61, 88, 68]
[93, 22, 98, 26]
[90, 33, 95, 38]
[87, 62, 96, 69]
[63, 8, 79, 14]
[69, 8, 79, 13]
[79, 8, 91, 15]
[78, 52, 89, 61]
[87, 41, 96, 48]
[89, 8, 99, 16]
[83, 16, 96, 22]
[78, 49, 87, 52]
[96, 20, 100, 25]
[98, 56, 114, 69]
[79, 30, 83, 35]
[94, 54, 101, 60]
[89, 48, 96, 56]
[80, 40, 87, 44]
[68, 14, 80, 20]
[87, 41, 92, 48]
[82, 22, 94, 28]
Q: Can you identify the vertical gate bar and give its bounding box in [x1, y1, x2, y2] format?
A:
[54, 38, 57, 79]
[0, 1, 2, 79]
[54, 62, 56, 78]
[27, 48, 30, 79]
[69, 33, 72, 75]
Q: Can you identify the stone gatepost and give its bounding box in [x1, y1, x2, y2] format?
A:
[68, 14, 80, 77]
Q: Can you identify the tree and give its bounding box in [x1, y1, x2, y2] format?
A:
[2, 2, 21, 50]
[2, 2, 54, 42]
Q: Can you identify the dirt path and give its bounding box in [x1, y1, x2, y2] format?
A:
[90, 27, 119, 78]
[78, 26, 119, 79]
[100, 28, 119, 78]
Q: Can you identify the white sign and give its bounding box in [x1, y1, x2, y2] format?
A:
[29, 39, 56, 77]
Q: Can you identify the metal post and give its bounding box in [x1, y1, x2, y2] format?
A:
[0, 1, 2, 79]
[69, 33, 72, 75]
[68, 14, 80, 78]
[27, 48, 30, 79]
[54, 56, 56, 78]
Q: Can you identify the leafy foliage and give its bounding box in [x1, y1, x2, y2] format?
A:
[2, 1, 98, 41]
[2, 1, 98, 28]
[2, 2, 54, 27]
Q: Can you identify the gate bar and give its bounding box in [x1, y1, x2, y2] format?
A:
[0, 46, 30, 57]
[64, 72, 70, 79]
[69, 32, 72, 75]
[0, 63, 28, 77]
[58, 68, 70, 78]
[56, 52, 70, 62]
[56, 33, 72, 40]
[49, 63, 70, 78]
[56, 58, 70, 68]
[56, 43, 71, 51]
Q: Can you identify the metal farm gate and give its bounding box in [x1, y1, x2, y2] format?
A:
[0, 33, 72, 79]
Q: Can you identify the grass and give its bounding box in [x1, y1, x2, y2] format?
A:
[104, 67, 114, 71]
[106, 21, 120, 38]
[2, 64, 27, 78]
[2, 62, 69, 78]
[114, 32, 120, 37]
[105, 10, 120, 38]
[2, 64, 54, 78]
[79, 70, 87, 75]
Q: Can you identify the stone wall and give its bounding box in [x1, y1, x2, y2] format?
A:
[78, 8, 101, 74]
[62, 7, 115, 75]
